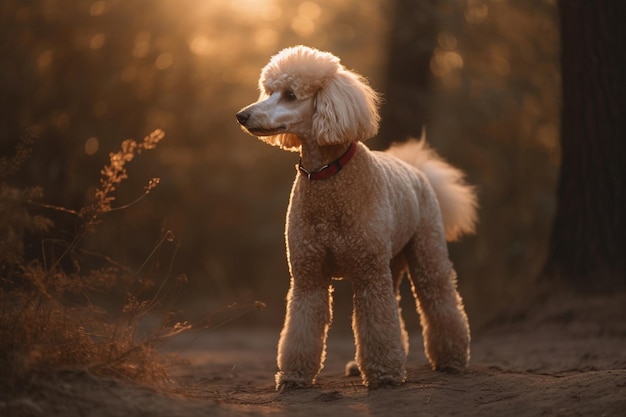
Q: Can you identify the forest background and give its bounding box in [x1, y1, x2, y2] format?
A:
[0, 0, 560, 332]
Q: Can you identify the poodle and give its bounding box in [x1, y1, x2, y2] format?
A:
[235, 45, 478, 390]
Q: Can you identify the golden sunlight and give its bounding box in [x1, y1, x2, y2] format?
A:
[431, 30, 465, 89]
[37, 49, 54, 72]
[438, 31, 458, 51]
[291, 1, 322, 37]
[84, 137, 99, 155]
[155, 52, 174, 70]
[229, 0, 281, 20]
[89, 0, 107, 17]
[120, 66, 138, 83]
[490, 45, 511, 77]
[133, 32, 151, 59]
[298, 1, 322, 19]
[254, 28, 279, 49]
[189, 35, 215, 56]
[430, 49, 464, 76]
[90, 33, 106, 50]
[465, 0, 489, 23]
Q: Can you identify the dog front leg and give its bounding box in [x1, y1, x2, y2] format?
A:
[352, 274, 407, 388]
[275, 278, 333, 390]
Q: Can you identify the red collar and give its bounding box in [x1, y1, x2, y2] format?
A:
[297, 142, 358, 180]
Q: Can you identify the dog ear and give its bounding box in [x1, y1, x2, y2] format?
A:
[313, 70, 381, 146]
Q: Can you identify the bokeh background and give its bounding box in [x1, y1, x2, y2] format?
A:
[1, 0, 559, 331]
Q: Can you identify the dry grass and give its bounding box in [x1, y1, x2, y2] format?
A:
[0, 129, 198, 398]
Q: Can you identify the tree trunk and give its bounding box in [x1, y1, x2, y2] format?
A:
[545, 0, 626, 290]
[375, 0, 438, 148]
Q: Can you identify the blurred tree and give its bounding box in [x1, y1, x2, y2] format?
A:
[545, 0, 625, 290]
[376, 0, 438, 148]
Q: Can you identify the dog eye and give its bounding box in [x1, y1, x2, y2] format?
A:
[284, 91, 297, 101]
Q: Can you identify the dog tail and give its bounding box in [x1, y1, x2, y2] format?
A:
[386, 139, 478, 241]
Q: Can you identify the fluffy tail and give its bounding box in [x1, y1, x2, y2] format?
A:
[386, 139, 478, 241]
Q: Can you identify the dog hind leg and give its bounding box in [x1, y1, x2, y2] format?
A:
[405, 225, 471, 372]
[391, 255, 410, 358]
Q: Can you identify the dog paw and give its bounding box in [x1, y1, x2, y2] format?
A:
[362, 369, 406, 389]
[275, 372, 314, 391]
[435, 361, 466, 374]
[344, 360, 360, 377]
[366, 374, 405, 390]
[435, 366, 465, 375]
[430, 348, 469, 373]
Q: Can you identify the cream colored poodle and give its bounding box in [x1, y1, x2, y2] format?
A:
[236, 45, 478, 390]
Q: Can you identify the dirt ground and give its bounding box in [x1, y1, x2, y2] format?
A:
[4, 291, 626, 417]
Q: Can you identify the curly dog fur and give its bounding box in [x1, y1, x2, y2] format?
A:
[236, 45, 478, 390]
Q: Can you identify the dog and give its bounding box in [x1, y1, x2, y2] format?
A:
[236, 45, 478, 390]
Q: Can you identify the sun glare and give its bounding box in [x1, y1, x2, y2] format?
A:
[298, 1, 322, 19]
[90, 33, 106, 50]
[431, 30, 465, 89]
[133, 32, 151, 59]
[189, 35, 215, 56]
[155, 52, 174, 70]
[254, 28, 280, 49]
[291, 1, 322, 37]
[465, 0, 489, 23]
[84, 137, 99, 155]
[229, 0, 281, 20]
[37, 49, 54, 72]
[89, 0, 107, 16]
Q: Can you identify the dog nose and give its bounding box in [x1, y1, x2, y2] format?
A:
[236, 111, 250, 125]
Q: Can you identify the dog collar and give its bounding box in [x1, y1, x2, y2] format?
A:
[297, 142, 358, 180]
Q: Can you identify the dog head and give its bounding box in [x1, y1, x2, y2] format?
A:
[236, 45, 381, 151]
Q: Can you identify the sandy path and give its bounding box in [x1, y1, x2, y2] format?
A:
[5, 292, 626, 416]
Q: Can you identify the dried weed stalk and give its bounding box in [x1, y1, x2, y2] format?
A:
[0, 129, 197, 397]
